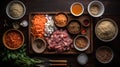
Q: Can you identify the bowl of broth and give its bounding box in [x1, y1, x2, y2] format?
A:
[70, 2, 84, 16]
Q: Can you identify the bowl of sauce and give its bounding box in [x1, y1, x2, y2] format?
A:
[70, 2, 84, 16]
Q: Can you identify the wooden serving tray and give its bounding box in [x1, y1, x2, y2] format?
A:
[28, 12, 93, 54]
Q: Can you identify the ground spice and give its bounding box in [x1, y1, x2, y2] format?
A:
[72, 3, 83, 15]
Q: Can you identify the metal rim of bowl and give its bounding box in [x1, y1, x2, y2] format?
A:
[87, 1, 105, 17]
[6, 0, 26, 20]
[70, 2, 84, 16]
[32, 38, 47, 53]
[95, 18, 118, 42]
[3, 29, 24, 50]
[74, 35, 90, 51]
[96, 46, 114, 64]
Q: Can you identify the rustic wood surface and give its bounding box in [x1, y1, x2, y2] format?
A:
[0, 0, 120, 67]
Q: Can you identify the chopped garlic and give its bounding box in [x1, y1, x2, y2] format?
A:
[45, 15, 56, 36]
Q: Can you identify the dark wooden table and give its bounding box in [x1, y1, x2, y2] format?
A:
[0, 0, 120, 67]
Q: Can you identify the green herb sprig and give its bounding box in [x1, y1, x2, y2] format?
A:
[0, 44, 42, 67]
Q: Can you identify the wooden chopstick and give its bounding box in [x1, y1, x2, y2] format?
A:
[49, 60, 67, 63]
[50, 63, 67, 66]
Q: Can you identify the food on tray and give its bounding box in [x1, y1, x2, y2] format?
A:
[54, 13, 68, 27]
[46, 30, 73, 53]
[96, 46, 113, 63]
[90, 5, 100, 15]
[81, 29, 87, 35]
[31, 14, 47, 38]
[74, 35, 90, 51]
[45, 15, 56, 37]
[9, 2, 24, 18]
[3, 29, 24, 50]
[75, 36, 87, 48]
[83, 19, 90, 27]
[95, 19, 117, 41]
[32, 38, 46, 53]
[67, 20, 80, 34]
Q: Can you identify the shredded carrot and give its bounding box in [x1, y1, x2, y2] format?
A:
[5, 31, 23, 48]
[31, 14, 47, 38]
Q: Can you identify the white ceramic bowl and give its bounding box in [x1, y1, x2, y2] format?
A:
[77, 53, 88, 65]
[88, 1, 105, 17]
[70, 2, 84, 16]
[74, 35, 90, 51]
[6, 1, 26, 20]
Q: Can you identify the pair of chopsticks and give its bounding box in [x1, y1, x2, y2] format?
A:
[36, 59, 68, 67]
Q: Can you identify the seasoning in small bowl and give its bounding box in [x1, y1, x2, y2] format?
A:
[54, 12, 68, 27]
[32, 38, 46, 53]
[82, 19, 90, 27]
[88, 1, 105, 17]
[70, 2, 84, 16]
[67, 20, 81, 34]
[81, 28, 87, 35]
[74, 35, 90, 51]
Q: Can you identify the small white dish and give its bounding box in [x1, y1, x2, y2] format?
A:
[77, 53, 88, 65]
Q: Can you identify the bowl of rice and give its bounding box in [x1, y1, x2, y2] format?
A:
[95, 18, 118, 42]
[6, 0, 26, 20]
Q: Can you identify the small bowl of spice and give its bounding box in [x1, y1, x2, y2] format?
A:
[74, 35, 90, 51]
[67, 20, 81, 34]
[32, 38, 46, 53]
[88, 1, 105, 17]
[82, 19, 90, 27]
[6, 0, 26, 20]
[70, 2, 84, 16]
[54, 12, 68, 27]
